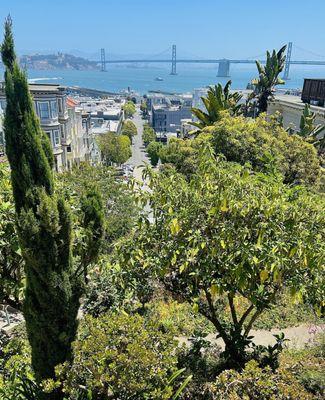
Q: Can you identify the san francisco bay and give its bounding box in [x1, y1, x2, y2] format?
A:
[24, 64, 325, 94]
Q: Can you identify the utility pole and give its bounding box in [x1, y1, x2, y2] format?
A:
[100, 48, 106, 72]
[283, 42, 292, 80]
[171, 44, 177, 75]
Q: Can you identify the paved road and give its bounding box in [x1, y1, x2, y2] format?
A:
[126, 107, 149, 180]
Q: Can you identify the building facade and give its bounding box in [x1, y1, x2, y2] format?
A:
[0, 83, 93, 171]
[268, 94, 325, 133]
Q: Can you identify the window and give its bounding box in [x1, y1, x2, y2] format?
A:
[53, 129, 60, 146]
[60, 125, 65, 138]
[44, 131, 51, 142]
[0, 99, 6, 110]
[58, 98, 63, 113]
[50, 100, 58, 118]
[38, 102, 50, 119]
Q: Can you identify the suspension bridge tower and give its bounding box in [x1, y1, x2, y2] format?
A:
[100, 48, 106, 72]
[283, 42, 293, 80]
[171, 45, 177, 75]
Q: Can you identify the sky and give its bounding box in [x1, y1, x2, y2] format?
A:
[1, 0, 325, 60]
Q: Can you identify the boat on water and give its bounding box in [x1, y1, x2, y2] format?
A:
[155, 77, 164, 81]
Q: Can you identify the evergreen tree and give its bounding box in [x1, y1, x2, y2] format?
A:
[1, 17, 104, 399]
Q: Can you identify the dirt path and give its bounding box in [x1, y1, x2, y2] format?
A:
[179, 323, 324, 349]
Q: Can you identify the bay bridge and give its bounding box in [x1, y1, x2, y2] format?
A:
[98, 43, 325, 80]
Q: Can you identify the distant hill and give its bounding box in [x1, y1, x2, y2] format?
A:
[18, 53, 99, 70]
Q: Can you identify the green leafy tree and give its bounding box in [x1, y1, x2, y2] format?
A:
[140, 100, 148, 117]
[142, 124, 157, 146]
[123, 101, 136, 118]
[129, 146, 324, 369]
[252, 46, 287, 114]
[97, 132, 131, 165]
[208, 113, 321, 186]
[191, 80, 242, 130]
[146, 141, 162, 166]
[1, 18, 104, 397]
[121, 119, 137, 142]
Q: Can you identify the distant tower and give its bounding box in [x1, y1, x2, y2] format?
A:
[283, 42, 293, 80]
[171, 44, 177, 75]
[100, 48, 106, 72]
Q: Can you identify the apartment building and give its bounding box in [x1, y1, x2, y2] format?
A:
[0, 83, 92, 171]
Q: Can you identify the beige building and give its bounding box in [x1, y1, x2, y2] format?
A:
[0, 83, 91, 171]
[268, 94, 325, 133]
[0, 83, 70, 171]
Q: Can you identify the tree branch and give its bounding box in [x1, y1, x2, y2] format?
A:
[228, 293, 238, 326]
[203, 288, 230, 345]
[238, 304, 254, 328]
[244, 309, 262, 337]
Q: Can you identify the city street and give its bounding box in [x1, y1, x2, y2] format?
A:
[126, 106, 149, 181]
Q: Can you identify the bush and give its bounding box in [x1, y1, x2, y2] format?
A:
[281, 333, 325, 399]
[145, 299, 213, 336]
[207, 113, 321, 186]
[206, 360, 313, 399]
[54, 313, 179, 400]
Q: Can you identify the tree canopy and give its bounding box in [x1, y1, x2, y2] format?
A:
[97, 132, 131, 165]
[125, 146, 325, 367]
[121, 120, 137, 142]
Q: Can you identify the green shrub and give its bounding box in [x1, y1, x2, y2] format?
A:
[206, 360, 313, 399]
[54, 313, 179, 400]
[145, 299, 213, 336]
[208, 113, 321, 186]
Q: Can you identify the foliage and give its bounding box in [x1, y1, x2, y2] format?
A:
[0, 162, 24, 307]
[50, 313, 179, 400]
[298, 104, 325, 151]
[158, 136, 203, 176]
[140, 100, 148, 117]
[123, 101, 136, 118]
[0, 330, 41, 400]
[206, 360, 313, 399]
[142, 123, 156, 146]
[97, 132, 131, 165]
[146, 141, 162, 166]
[207, 113, 321, 186]
[82, 259, 127, 317]
[57, 164, 138, 250]
[145, 298, 214, 336]
[252, 45, 287, 113]
[127, 146, 325, 369]
[121, 119, 137, 142]
[280, 333, 325, 399]
[191, 80, 242, 130]
[1, 18, 103, 396]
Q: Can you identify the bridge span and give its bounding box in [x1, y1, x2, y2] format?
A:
[98, 43, 325, 78]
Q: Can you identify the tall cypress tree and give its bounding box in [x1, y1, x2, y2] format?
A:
[1, 17, 103, 398]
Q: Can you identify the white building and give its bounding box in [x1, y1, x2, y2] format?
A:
[268, 94, 325, 133]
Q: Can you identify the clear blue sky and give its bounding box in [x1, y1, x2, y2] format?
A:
[1, 0, 325, 59]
